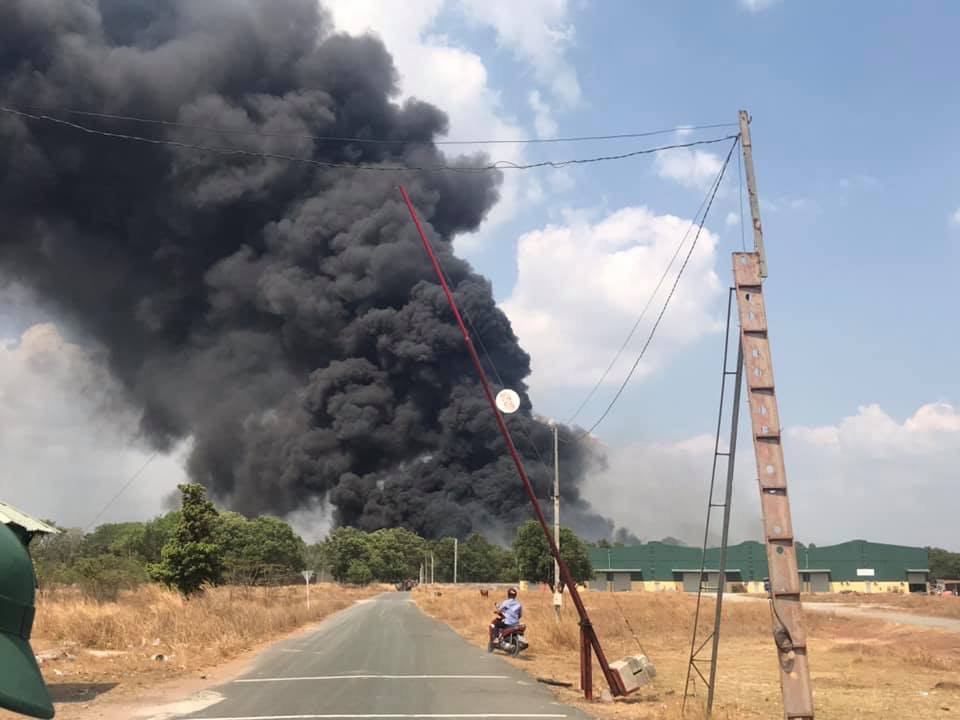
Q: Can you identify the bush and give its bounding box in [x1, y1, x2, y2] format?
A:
[64, 555, 149, 601]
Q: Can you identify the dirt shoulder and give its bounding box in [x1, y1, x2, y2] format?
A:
[802, 592, 960, 619]
[415, 586, 960, 720]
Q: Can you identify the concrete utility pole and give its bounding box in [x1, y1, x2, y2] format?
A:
[453, 538, 458, 584]
[734, 109, 814, 719]
[553, 424, 562, 619]
[431, 553, 435, 584]
[738, 110, 768, 279]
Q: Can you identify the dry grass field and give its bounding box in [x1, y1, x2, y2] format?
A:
[803, 592, 960, 619]
[415, 587, 960, 719]
[3, 583, 382, 720]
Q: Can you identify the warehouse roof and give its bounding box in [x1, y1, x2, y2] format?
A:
[589, 540, 929, 582]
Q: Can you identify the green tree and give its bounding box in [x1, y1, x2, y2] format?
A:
[513, 520, 592, 591]
[140, 512, 181, 564]
[216, 512, 306, 585]
[929, 547, 960, 581]
[493, 544, 519, 583]
[149, 484, 223, 595]
[324, 527, 372, 582]
[82, 522, 145, 557]
[32, 527, 85, 586]
[368, 528, 426, 583]
[458, 533, 499, 582]
[345, 559, 373, 585]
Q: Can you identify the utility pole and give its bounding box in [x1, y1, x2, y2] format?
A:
[454, 538, 458, 584]
[735, 109, 814, 719]
[739, 110, 767, 279]
[301, 570, 315, 610]
[431, 553, 435, 584]
[553, 423, 562, 620]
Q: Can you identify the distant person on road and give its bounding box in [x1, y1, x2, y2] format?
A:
[489, 587, 523, 647]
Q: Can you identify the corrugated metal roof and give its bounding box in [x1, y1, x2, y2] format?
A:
[0, 501, 59, 535]
[590, 540, 929, 582]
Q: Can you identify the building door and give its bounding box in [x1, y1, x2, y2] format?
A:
[682, 572, 700, 593]
[590, 572, 610, 591]
[810, 572, 830, 593]
[907, 572, 927, 594]
[613, 572, 632, 592]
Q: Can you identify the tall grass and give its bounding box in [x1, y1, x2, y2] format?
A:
[35, 583, 382, 662]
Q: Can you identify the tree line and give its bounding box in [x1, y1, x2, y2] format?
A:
[32, 483, 594, 598]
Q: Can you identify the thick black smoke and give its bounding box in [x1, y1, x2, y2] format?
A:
[0, 0, 616, 539]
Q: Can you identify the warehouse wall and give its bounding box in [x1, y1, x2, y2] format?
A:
[589, 540, 929, 592]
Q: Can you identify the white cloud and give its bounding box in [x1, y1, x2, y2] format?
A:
[785, 402, 960, 548]
[325, 0, 573, 252]
[528, 89, 557, 138]
[585, 401, 960, 550]
[725, 211, 739, 226]
[0, 324, 188, 528]
[455, 0, 581, 105]
[950, 208, 960, 226]
[739, 0, 782, 11]
[501, 206, 722, 395]
[655, 147, 723, 190]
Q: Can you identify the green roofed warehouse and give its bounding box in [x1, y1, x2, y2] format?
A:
[587, 540, 929, 594]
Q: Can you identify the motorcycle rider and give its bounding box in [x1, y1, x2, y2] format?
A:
[488, 586, 523, 651]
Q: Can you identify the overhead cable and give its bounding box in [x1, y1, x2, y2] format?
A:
[5, 105, 737, 145]
[579, 136, 740, 437]
[0, 106, 737, 174]
[564, 166, 722, 425]
[84, 451, 159, 532]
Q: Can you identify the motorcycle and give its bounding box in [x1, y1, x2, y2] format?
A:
[488, 605, 529, 656]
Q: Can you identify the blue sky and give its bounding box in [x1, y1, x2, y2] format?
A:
[325, 0, 960, 546]
[449, 1, 960, 441]
[3, 0, 957, 547]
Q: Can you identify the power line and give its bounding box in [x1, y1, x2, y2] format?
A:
[0, 106, 738, 174]
[5, 105, 736, 145]
[84, 451, 159, 532]
[579, 136, 740, 437]
[564, 166, 721, 426]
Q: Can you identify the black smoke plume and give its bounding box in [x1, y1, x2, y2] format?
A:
[0, 0, 616, 539]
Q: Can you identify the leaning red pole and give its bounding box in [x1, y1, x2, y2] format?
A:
[399, 185, 624, 698]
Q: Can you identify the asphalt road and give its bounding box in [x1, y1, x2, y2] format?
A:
[177, 592, 591, 720]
